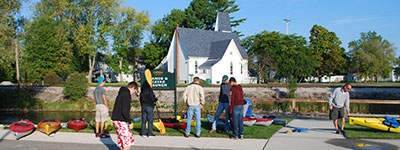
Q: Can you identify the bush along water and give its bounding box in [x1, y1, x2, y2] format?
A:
[0, 89, 43, 109]
[64, 72, 88, 101]
[43, 72, 63, 86]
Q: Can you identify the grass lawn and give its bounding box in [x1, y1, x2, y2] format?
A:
[59, 118, 292, 139]
[344, 122, 400, 139]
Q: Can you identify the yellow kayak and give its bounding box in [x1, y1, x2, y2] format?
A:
[180, 119, 197, 126]
[133, 120, 166, 134]
[90, 118, 114, 131]
[175, 116, 196, 127]
[38, 119, 61, 136]
[349, 117, 400, 133]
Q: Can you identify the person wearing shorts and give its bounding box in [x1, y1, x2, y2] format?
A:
[94, 77, 109, 138]
[112, 82, 138, 150]
[328, 83, 352, 134]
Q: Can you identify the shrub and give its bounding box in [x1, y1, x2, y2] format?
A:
[43, 72, 63, 86]
[64, 72, 88, 101]
[199, 79, 209, 86]
[0, 89, 42, 109]
[267, 78, 277, 83]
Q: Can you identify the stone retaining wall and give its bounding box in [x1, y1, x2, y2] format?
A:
[1, 85, 399, 105]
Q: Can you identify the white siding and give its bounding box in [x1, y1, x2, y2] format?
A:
[211, 39, 248, 84]
[188, 57, 208, 82]
[158, 33, 249, 84]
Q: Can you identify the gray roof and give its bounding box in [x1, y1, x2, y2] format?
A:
[177, 28, 248, 60]
[209, 39, 231, 59]
[216, 12, 232, 32]
[199, 59, 220, 68]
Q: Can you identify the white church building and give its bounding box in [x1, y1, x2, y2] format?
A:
[157, 12, 249, 84]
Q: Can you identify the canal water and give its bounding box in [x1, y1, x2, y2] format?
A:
[0, 111, 176, 124]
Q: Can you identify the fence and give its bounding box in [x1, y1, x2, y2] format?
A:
[250, 98, 400, 115]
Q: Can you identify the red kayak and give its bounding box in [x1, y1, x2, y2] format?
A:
[254, 118, 273, 126]
[161, 118, 187, 129]
[67, 118, 88, 132]
[10, 120, 35, 140]
[243, 118, 257, 126]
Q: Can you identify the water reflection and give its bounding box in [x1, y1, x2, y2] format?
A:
[1, 111, 219, 124]
[0, 111, 174, 124]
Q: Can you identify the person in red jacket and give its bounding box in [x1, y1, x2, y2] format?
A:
[229, 77, 244, 140]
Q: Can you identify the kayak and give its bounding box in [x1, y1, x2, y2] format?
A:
[67, 118, 88, 132]
[349, 117, 400, 133]
[90, 118, 113, 131]
[10, 120, 35, 140]
[243, 118, 256, 126]
[254, 118, 273, 126]
[179, 118, 197, 127]
[38, 118, 61, 136]
[161, 118, 187, 129]
[154, 118, 166, 134]
[272, 119, 287, 126]
[132, 119, 166, 134]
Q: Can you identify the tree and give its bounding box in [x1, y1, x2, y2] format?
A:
[23, 15, 72, 83]
[110, 6, 150, 81]
[0, 0, 24, 83]
[309, 25, 347, 82]
[184, 0, 245, 30]
[242, 31, 282, 83]
[275, 34, 316, 81]
[275, 34, 316, 98]
[349, 31, 396, 82]
[142, 0, 245, 69]
[142, 9, 186, 69]
[34, 0, 121, 82]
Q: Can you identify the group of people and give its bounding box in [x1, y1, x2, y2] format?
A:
[181, 75, 245, 139]
[93, 69, 157, 150]
[93, 70, 353, 150]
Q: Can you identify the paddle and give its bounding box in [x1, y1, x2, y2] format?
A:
[155, 104, 166, 134]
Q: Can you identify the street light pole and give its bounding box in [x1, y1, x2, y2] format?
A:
[283, 19, 291, 35]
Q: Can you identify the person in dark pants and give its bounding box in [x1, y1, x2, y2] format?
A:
[140, 69, 158, 137]
[229, 77, 244, 140]
[209, 75, 231, 133]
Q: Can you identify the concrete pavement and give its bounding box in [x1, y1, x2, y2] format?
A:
[2, 119, 400, 150]
[0, 127, 267, 150]
[265, 119, 400, 150]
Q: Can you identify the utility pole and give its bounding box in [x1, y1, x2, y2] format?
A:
[283, 19, 291, 35]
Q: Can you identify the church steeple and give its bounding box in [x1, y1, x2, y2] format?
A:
[214, 12, 232, 32]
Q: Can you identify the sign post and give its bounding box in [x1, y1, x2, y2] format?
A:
[149, 69, 177, 118]
[174, 69, 177, 119]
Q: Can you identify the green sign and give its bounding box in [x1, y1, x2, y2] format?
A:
[151, 70, 174, 90]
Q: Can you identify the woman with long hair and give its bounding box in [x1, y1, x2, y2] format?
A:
[140, 70, 158, 137]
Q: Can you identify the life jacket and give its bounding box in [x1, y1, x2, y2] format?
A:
[383, 116, 400, 128]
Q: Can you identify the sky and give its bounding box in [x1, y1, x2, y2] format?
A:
[22, 0, 400, 56]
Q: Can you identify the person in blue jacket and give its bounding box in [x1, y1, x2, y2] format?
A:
[209, 75, 231, 133]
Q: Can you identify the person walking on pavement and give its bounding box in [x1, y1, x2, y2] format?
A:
[94, 77, 109, 138]
[209, 75, 231, 133]
[229, 77, 244, 140]
[183, 77, 205, 138]
[140, 69, 158, 137]
[328, 83, 352, 134]
[112, 82, 139, 150]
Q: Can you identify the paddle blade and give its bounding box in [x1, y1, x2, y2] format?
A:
[158, 119, 166, 134]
